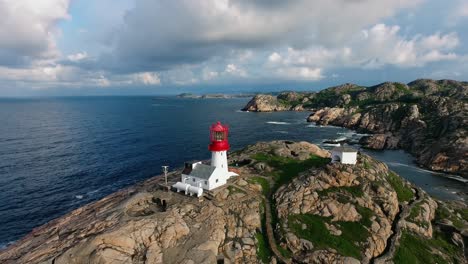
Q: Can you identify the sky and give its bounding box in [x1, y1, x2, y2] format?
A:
[0, 0, 467, 96]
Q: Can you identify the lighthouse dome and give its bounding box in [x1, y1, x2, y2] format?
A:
[209, 121, 229, 151]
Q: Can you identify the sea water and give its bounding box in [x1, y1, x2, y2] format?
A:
[0, 96, 465, 248]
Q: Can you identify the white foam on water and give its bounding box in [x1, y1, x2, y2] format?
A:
[444, 175, 468, 183]
[306, 124, 317, 128]
[75, 195, 84, 199]
[0, 241, 13, 250]
[275, 131, 289, 134]
[266, 121, 290, 125]
[323, 143, 341, 147]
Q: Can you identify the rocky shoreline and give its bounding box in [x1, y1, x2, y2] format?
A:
[0, 140, 466, 263]
[242, 79, 468, 178]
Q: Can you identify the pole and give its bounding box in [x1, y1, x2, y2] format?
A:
[162, 165, 169, 188]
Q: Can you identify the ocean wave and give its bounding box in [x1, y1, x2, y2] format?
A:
[275, 131, 289, 134]
[266, 121, 290, 125]
[0, 241, 12, 250]
[337, 132, 355, 137]
[306, 124, 317, 128]
[323, 143, 341, 147]
[443, 175, 468, 183]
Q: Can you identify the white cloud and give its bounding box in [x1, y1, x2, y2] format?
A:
[268, 52, 282, 63]
[67, 52, 89, 62]
[225, 64, 247, 77]
[133, 72, 161, 85]
[277, 67, 324, 80]
[0, 0, 70, 67]
[202, 68, 219, 81]
[456, 0, 468, 18]
[266, 23, 460, 72]
[103, 0, 422, 73]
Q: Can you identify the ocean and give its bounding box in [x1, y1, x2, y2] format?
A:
[0, 96, 465, 248]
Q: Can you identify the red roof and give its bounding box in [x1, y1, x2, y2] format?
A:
[210, 121, 228, 132]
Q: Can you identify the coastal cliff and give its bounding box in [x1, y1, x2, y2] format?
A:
[1, 141, 466, 264]
[242, 79, 468, 177]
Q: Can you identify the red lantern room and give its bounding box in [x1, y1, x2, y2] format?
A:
[208, 121, 230, 151]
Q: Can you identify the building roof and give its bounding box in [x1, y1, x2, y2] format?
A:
[189, 163, 216, 180]
[331, 146, 357, 153]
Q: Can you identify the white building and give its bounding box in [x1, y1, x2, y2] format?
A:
[172, 122, 238, 197]
[331, 146, 358, 165]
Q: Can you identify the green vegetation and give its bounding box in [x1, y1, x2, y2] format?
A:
[435, 206, 467, 230]
[394, 83, 411, 94]
[278, 98, 301, 107]
[251, 153, 330, 191]
[407, 202, 429, 229]
[387, 172, 414, 203]
[289, 214, 370, 259]
[250, 152, 329, 261]
[394, 231, 460, 264]
[247, 176, 271, 196]
[355, 205, 374, 227]
[277, 244, 292, 259]
[228, 185, 246, 195]
[362, 160, 372, 170]
[256, 232, 271, 263]
[317, 185, 364, 198]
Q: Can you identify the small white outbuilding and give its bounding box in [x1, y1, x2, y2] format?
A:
[331, 146, 358, 165]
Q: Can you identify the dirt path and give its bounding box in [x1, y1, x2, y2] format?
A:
[373, 188, 422, 264]
[263, 196, 292, 264]
[229, 176, 292, 264]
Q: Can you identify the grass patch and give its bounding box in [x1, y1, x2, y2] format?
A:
[356, 205, 374, 227]
[289, 214, 369, 259]
[362, 160, 372, 169]
[247, 176, 271, 196]
[435, 206, 466, 230]
[277, 244, 292, 258]
[255, 232, 271, 263]
[387, 172, 414, 203]
[228, 186, 246, 195]
[394, 83, 411, 94]
[251, 153, 330, 191]
[317, 185, 364, 198]
[394, 231, 460, 264]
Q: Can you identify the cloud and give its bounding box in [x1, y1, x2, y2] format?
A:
[67, 52, 89, 62]
[0, 0, 70, 67]
[225, 64, 247, 77]
[456, 0, 468, 18]
[277, 67, 324, 80]
[1, 0, 466, 93]
[97, 0, 421, 74]
[133, 72, 161, 85]
[266, 24, 460, 72]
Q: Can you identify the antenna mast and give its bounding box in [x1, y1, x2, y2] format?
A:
[162, 165, 169, 189]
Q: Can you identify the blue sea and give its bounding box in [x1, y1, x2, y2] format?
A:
[0, 97, 466, 248]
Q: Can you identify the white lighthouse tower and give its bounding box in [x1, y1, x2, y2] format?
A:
[173, 121, 238, 196]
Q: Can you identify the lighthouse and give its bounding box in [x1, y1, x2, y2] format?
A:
[209, 121, 230, 173]
[173, 121, 238, 196]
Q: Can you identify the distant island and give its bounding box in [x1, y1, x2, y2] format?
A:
[243, 79, 468, 178]
[1, 140, 466, 263]
[177, 93, 255, 99]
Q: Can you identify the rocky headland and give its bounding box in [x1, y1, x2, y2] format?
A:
[0, 140, 466, 264]
[242, 79, 468, 177]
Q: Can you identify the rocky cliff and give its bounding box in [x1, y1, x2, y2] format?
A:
[242, 79, 468, 177]
[0, 141, 466, 264]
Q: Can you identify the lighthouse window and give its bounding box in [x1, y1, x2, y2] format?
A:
[204, 181, 208, 185]
[216, 179, 219, 183]
[214, 131, 224, 141]
[192, 178, 195, 182]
